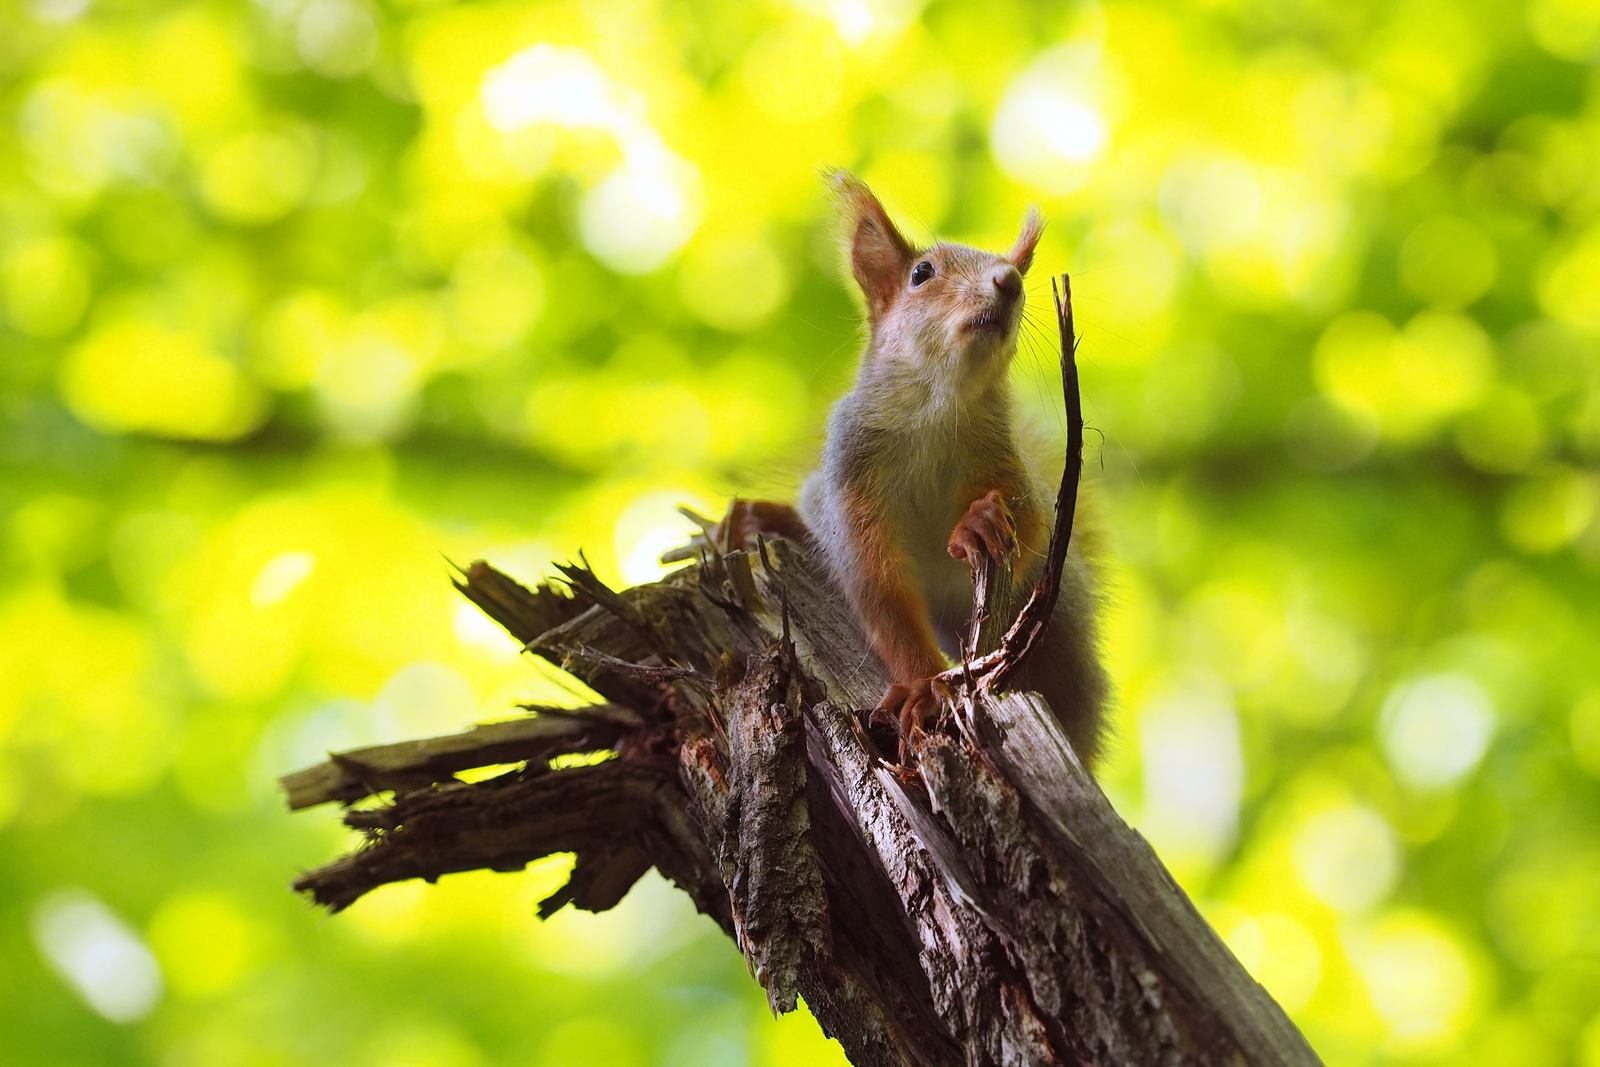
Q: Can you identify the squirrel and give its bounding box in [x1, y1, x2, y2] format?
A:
[712, 171, 1109, 766]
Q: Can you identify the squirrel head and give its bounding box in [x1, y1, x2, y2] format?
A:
[829, 169, 1042, 413]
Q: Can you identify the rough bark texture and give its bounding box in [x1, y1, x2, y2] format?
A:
[285, 542, 1319, 1066]
[284, 276, 1321, 1066]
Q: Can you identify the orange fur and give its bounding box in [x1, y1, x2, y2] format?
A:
[842, 486, 946, 682]
[829, 169, 915, 322]
[1008, 207, 1044, 274]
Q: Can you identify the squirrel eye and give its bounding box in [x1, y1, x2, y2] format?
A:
[910, 260, 935, 286]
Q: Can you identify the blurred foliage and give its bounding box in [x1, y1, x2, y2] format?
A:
[1, 0, 1598, 1063]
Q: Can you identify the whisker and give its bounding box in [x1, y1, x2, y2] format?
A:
[1011, 316, 1068, 441]
[1076, 316, 1147, 352]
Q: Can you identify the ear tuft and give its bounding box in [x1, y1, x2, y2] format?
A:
[1009, 206, 1044, 275]
[824, 168, 916, 320]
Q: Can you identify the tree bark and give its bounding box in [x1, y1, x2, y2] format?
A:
[285, 544, 1318, 1065]
[283, 277, 1321, 1067]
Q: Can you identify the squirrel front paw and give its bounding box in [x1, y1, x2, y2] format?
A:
[714, 498, 807, 552]
[947, 489, 1016, 567]
[662, 498, 808, 563]
[869, 677, 946, 765]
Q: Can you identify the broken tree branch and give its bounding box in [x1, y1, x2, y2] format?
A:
[282, 274, 1321, 1067]
[281, 704, 641, 810]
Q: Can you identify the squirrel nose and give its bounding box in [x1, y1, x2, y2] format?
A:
[991, 264, 1022, 303]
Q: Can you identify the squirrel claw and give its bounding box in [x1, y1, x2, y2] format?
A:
[948, 489, 1016, 568]
[873, 677, 942, 764]
[867, 702, 897, 732]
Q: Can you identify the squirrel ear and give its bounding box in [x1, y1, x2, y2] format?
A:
[827, 169, 916, 318]
[1009, 206, 1044, 275]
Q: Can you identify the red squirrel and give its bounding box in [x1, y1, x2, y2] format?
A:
[716, 171, 1108, 765]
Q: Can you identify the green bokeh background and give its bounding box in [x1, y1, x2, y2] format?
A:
[3, 0, 1599, 1064]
